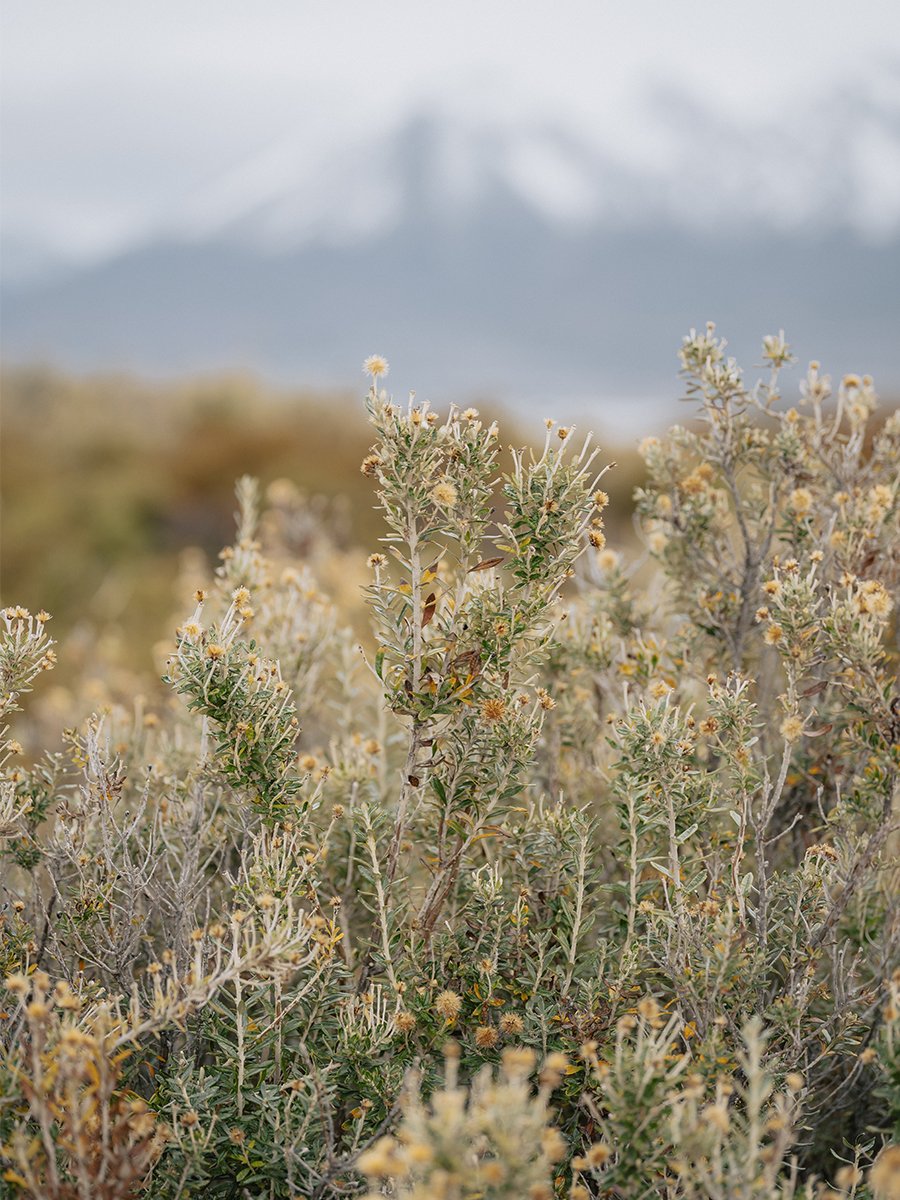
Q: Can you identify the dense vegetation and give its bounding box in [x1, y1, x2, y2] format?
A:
[1, 330, 899, 1199]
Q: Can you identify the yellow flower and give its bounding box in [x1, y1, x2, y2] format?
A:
[475, 1024, 498, 1049]
[4, 974, 29, 996]
[434, 989, 462, 1022]
[637, 996, 660, 1022]
[480, 1161, 507, 1185]
[780, 715, 804, 742]
[702, 1102, 730, 1134]
[362, 355, 389, 378]
[501, 1046, 536, 1078]
[480, 697, 507, 723]
[869, 484, 893, 508]
[394, 1010, 416, 1033]
[358, 1135, 402, 1178]
[870, 1145, 900, 1200]
[789, 487, 813, 516]
[543, 1051, 569, 1076]
[540, 1127, 567, 1161]
[499, 1011, 524, 1036]
[836, 1166, 863, 1188]
[430, 479, 458, 508]
[585, 1142, 612, 1167]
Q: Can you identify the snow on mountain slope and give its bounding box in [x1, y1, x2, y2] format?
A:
[166, 76, 900, 253]
[3, 76, 899, 418]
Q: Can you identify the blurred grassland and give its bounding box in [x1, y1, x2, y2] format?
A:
[0, 366, 645, 677]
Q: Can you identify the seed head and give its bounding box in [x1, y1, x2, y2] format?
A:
[499, 1011, 524, 1036]
[501, 1045, 536, 1079]
[870, 1145, 900, 1200]
[394, 1010, 417, 1033]
[703, 1103, 730, 1134]
[480, 697, 506, 723]
[363, 355, 389, 378]
[541, 1050, 570, 1087]
[430, 479, 458, 508]
[585, 1142, 612, 1167]
[789, 488, 813, 516]
[434, 989, 462, 1023]
[780, 715, 804, 742]
[541, 1127, 567, 1161]
[5, 974, 29, 996]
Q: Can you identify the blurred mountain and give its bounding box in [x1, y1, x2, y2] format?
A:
[3, 92, 900, 413]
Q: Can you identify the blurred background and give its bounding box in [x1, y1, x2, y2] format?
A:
[2, 0, 900, 669]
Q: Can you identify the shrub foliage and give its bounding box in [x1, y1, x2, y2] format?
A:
[1, 329, 899, 1199]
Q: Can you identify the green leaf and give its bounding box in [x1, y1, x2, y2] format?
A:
[431, 777, 448, 805]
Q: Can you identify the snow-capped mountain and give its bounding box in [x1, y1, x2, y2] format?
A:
[167, 83, 900, 252]
[3, 85, 900, 423]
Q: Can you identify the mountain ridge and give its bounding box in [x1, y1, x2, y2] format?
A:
[3, 99, 899, 414]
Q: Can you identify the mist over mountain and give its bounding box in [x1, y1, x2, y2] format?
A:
[3, 84, 899, 424]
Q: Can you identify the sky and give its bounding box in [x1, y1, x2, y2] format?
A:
[3, 0, 900, 264]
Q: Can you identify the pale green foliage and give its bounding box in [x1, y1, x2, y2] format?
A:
[1, 329, 899, 1200]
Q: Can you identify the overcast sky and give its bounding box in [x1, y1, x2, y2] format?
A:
[3, 0, 900, 261]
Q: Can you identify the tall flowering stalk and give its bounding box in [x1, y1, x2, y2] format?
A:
[362, 378, 607, 949]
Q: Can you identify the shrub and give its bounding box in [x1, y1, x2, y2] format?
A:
[1, 330, 899, 1199]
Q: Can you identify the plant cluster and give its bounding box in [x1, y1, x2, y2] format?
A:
[1, 331, 899, 1199]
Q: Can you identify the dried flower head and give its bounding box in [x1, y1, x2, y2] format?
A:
[430, 479, 458, 508]
[499, 1012, 524, 1036]
[480, 697, 507, 723]
[363, 355, 389, 378]
[870, 1146, 900, 1200]
[434, 989, 462, 1023]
